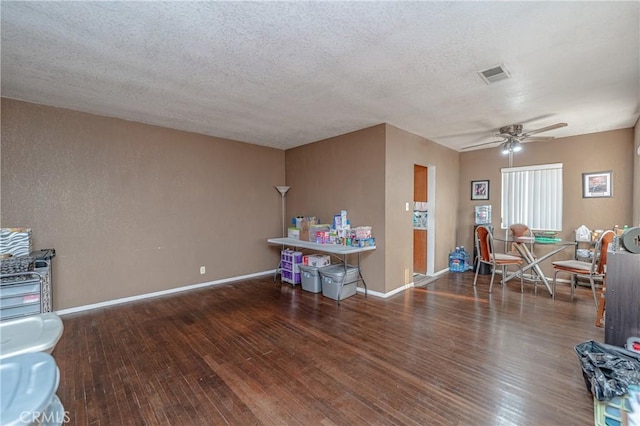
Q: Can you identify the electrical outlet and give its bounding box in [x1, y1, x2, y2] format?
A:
[200, 266, 206, 274]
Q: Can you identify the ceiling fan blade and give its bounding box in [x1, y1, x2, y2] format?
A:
[521, 136, 554, 141]
[461, 140, 504, 150]
[522, 122, 567, 137]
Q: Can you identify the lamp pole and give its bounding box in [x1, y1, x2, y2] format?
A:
[275, 186, 291, 238]
[273, 185, 291, 283]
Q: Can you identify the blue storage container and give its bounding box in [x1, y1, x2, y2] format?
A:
[0, 352, 66, 425]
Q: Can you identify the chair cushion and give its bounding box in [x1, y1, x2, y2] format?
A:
[552, 259, 591, 273]
[492, 253, 521, 261]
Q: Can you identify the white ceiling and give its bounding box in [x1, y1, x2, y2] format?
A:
[1, 1, 639, 151]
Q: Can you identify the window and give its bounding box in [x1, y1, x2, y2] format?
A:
[501, 163, 563, 231]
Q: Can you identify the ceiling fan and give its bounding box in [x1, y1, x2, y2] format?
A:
[461, 122, 568, 153]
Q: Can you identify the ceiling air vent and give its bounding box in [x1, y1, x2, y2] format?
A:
[478, 64, 511, 85]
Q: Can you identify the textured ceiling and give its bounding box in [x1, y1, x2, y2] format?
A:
[1, 1, 639, 151]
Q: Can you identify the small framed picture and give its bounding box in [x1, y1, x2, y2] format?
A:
[582, 171, 612, 198]
[471, 180, 490, 200]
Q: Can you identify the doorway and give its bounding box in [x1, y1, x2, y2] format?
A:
[413, 164, 436, 282]
[413, 164, 435, 278]
[413, 165, 428, 275]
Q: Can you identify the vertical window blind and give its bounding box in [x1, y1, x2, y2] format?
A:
[501, 163, 563, 231]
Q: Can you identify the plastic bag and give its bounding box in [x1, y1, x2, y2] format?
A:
[575, 340, 640, 401]
[575, 225, 591, 242]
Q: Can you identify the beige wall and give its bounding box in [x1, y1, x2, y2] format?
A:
[286, 124, 461, 294]
[385, 125, 460, 289]
[4, 97, 633, 308]
[1, 99, 285, 309]
[634, 119, 640, 226]
[458, 128, 634, 276]
[285, 125, 387, 293]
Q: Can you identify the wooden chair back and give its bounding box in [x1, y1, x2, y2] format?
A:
[475, 225, 492, 263]
[595, 230, 615, 274]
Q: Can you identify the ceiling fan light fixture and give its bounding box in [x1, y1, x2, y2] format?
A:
[501, 139, 522, 154]
[501, 141, 512, 155]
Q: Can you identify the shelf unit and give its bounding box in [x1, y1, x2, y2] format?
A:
[0, 249, 54, 321]
[0, 272, 45, 320]
[574, 239, 596, 287]
[281, 249, 302, 285]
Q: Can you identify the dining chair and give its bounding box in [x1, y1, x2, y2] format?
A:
[551, 230, 615, 307]
[507, 223, 535, 255]
[473, 225, 524, 293]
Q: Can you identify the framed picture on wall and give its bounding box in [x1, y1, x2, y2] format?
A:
[471, 180, 490, 200]
[582, 171, 612, 198]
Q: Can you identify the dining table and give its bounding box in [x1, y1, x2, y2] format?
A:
[494, 236, 577, 295]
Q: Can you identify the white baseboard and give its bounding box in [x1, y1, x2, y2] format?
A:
[56, 267, 464, 315]
[359, 282, 414, 299]
[357, 267, 450, 299]
[55, 270, 276, 316]
[433, 267, 451, 277]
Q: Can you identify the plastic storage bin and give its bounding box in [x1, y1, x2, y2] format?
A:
[0, 352, 66, 426]
[593, 385, 640, 426]
[281, 249, 302, 285]
[0, 274, 41, 320]
[0, 313, 64, 360]
[319, 265, 359, 301]
[298, 264, 323, 293]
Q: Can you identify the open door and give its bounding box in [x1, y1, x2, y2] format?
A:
[413, 165, 428, 275]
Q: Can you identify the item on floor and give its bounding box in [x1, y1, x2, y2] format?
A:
[0, 248, 56, 320]
[298, 264, 323, 293]
[628, 337, 640, 354]
[0, 352, 66, 426]
[280, 250, 302, 285]
[0, 313, 64, 360]
[574, 340, 640, 402]
[319, 265, 359, 301]
[1, 271, 42, 320]
[449, 246, 470, 272]
[593, 385, 640, 426]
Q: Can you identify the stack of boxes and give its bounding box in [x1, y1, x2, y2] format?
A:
[286, 211, 375, 248]
[280, 249, 302, 285]
[279, 211, 370, 301]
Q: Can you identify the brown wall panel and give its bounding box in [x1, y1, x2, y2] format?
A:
[1, 99, 285, 309]
[458, 128, 634, 278]
[386, 124, 460, 285]
[285, 125, 386, 293]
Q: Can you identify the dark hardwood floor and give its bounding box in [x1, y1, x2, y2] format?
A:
[53, 272, 603, 425]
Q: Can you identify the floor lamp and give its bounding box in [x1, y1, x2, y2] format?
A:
[274, 185, 290, 282]
[275, 185, 291, 238]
